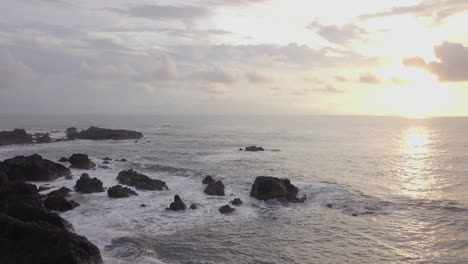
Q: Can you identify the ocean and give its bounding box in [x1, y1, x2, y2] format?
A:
[1, 115, 467, 264]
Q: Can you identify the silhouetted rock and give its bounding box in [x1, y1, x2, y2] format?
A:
[44, 195, 80, 212]
[58, 157, 69, 162]
[0, 171, 8, 186]
[65, 175, 73, 180]
[0, 154, 71, 182]
[250, 176, 306, 203]
[219, 204, 235, 214]
[189, 204, 197, 209]
[69, 153, 96, 169]
[98, 165, 110, 169]
[66, 127, 79, 140]
[35, 133, 51, 143]
[244, 146, 264, 152]
[47, 187, 71, 198]
[120, 158, 127, 162]
[102, 157, 112, 161]
[140, 204, 147, 207]
[202, 175, 215, 184]
[116, 169, 168, 191]
[230, 198, 243, 206]
[166, 195, 186, 211]
[37, 186, 51, 192]
[77, 126, 143, 140]
[239, 148, 243, 151]
[74, 173, 104, 193]
[103, 161, 110, 164]
[107, 185, 137, 198]
[204, 180, 225, 196]
[0, 129, 33, 146]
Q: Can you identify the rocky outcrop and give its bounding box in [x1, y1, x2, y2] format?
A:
[0, 181, 102, 264]
[35, 133, 51, 143]
[166, 195, 186, 211]
[74, 173, 104, 193]
[202, 175, 215, 184]
[66, 127, 79, 140]
[189, 204, 197, 209]
[116, 169, 168, 191]
[219, 205, 235, 214]
[47, 186, 71, 198]
[249, 176, 306, 203]
[0, 154, 71, 182]
[58, 157, 69, 162]
[230, 198, 243, 206]
[0, 129, 33, 146]
[203, 180, 225, 196]
[44, 195, 80, 212]
[69, 153, 96, 170]
[71, 126, 143, 140]
[244, 146, 264, 152]
[107, 185, 137, 198]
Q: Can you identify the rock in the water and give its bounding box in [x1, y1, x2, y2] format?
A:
[66, 127, 79, 140]
[202, 175, 215, 184]
[204, 180, 225, 196]
[58, 157, 69, 162]
[102, 157, 112, 161]
[107, 185, 137, 198]
[116, 169, 168, 191]
[74, 173, 104, 193]
[120, 158, 127, 162]
[103, 160, 110, 164]
[244, 146, 264, 152]
[35, 133, 51, 143]
[44, 195, 80, 212]
[38, 186, 51, 192]
[140, 204, 147, 207]
[0, 129, 33, 146]
[166, 195, 186, 211]
[0, 154, 71, 182]
[65, 175, 73, 180]
[189, 203, 197, 209]
[98, 165, 110, 169]
[219, 204, 235, 214]
[76, 126, 143, 140]
[230, 198, 243, 206]
[69, 153, 96, 169]
[47, 186, 71, 198]
[249, 176, 306, 203]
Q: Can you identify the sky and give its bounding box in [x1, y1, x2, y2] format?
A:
[1, 0, 468, 117]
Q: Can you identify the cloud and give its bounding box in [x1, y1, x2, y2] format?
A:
[292, 85, 343, 96]
[111, 4, 211, 21]
[246, 72, 272, 83]
[359, 73, 382, 84]
[403, 42, 468, 82]
[307, 22, 367, 44]
[0, 49, 35, 89]
[335, 75, 348, 82]
[360, 0, 468, 23]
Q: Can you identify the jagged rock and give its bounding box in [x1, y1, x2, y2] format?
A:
[0, 129, 33, 146]
[35, 133, 51, 143]
[189, 204, 197, 209]
[219, 205, 235, 214]
[230, 198, 243, 206]
[120, 158, 127, 162]
[140, 204, 147, 207]
[202, 175, 215, 184]
[74, 173, 104, 193]
[116, 169, 168, 191]
[203, 180, 225, 196]
[165, 195, 186, 211]
[47, 187, 71, 198]
[76, 126, 143, 140]
[44, 195, 80, 212]
[244, 146, 264, 152]
[102, 157, 112, 161]
[37, 186, 51, 192]
[0, 154, 71, 182]
[249, 176, 306, 203]
[58, 157, 69, 162]
[69, 153, 96, 170]
[107, 185, 137, 198]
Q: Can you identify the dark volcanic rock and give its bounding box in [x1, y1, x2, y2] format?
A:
[0, 154, 71, 182]
[166, 195, 186, 211]
[0, 171, 8, 186]
[102, 157, 112, 161]
[218, 204, 235, 214]
[120, 158, 127, 162]
[189, 203, 197, 209]
[103, 161, 110, 164]
[77, 126, 143, 140]
[44, 195, 80, 212]
[65, 175, 73, 180]
[58, 157, 69, 162]
[249, 176, 306, 203]
[69, 153, 96, 169]
[74, 173, 104, 193]
[244, 146, 264, 152]
[202, 175, 215, 185]
[203, 180, 225, 196]
[37, 186, 51, 192]
[107, 185, 137, 198]
[35, 133, 51, 143]
[47, 187, 71, 198]
[98, 165, 110, 169]
[230, 198, 243, 206]
[116, 169, 168, 191]
[0, 129, 33, 146]
[66, 127, 79, 140]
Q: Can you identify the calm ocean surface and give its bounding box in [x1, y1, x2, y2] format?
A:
[1, 115, 467, 264]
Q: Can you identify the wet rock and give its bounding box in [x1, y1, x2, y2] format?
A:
[189, 204, 197, 209]
[0, 171, 8, 186]
[98, 165, 110, 169]
[230, 198, 243, 206]
[47, 187, 71, 198]
[219, 204, 235, 214]
[204, 180, 225, 196]
[58, 157, 69, 162]
[0, 129, 33, 146]
[0, 154, 71, 182]
[202, 175, 215, 184]
[35, 133, 51, 143]
[74, 173, 104, 193]
[326, 203, 333, 208]
[239, 148, 243, 151]
[38, 186, 51, 192]
[102, 157, 112, 161]
[116, 169, 168, 191]
[44, 195, 80, 212]
[69, 153, 96, 169]
[244, 146, 264, 152]
[120, 158, 127, 162]
[107, 185, 137, 198]
[65, 127, 79, 140]
[103, 161, 110, 164]
[250, 176, 306, 203]
[140, 204, 147, 207]
[166, 195, 186, 211]
[65, 175, 73, 180]
[77, 126, 143, 140]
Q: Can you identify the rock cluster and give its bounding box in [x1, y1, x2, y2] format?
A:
[0, 129, 33, 146]
[74, 173, 104, 193]
[66, 126, 143, 140]
[249, 176, 306, 203]
[116, 169, 168, 191]
[0, 154, 71, 182]
[204, 180, 225, 196]
[69, 153, 96, 169]
[107, 185, 138, 198]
